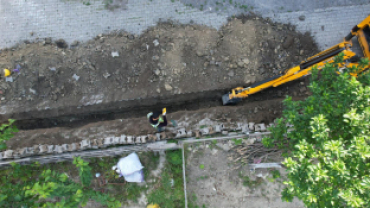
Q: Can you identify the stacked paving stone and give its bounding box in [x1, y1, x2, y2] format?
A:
[0, 120, 281, 160]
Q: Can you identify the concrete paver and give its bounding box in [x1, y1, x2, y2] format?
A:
[0, 0, 369, 52]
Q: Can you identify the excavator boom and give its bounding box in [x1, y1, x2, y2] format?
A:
[222, 15, 370, 105]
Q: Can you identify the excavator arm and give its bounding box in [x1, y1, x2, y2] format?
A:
[223, 15, 370, 105]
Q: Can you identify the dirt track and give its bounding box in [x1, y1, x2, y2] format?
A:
[0, 16, 318, 129]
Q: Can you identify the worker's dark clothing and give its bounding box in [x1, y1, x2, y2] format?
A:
[147, 111, 167, 131]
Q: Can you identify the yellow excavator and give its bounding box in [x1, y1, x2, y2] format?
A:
[222, 15, 370, 105]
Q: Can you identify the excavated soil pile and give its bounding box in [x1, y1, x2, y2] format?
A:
[0, 16, 318, 125]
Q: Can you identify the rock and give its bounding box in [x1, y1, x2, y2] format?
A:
[55, 145, 63, 153]
[300, 87, 307, 93]
[165, 44, 173, 51]
[70, 40, 79, 47]
[19, 148, 28, 157]
[44, 37, 52, 45]
[176, 128, 187, 138]
[282, 36, 294, 49]
[242, 124, 249, 133]
[228, 70, 234, 77]
[153, 39, 159, 46]
[103, 72, 111, 79]
[119, 135, 127, 144]
[72, 74, 80, 81]
[128, 34, 135, 40]
[222, 131, 228, 135]
[195, 130, 201, 138]
[254, 107, 258, 113]
[300, 50, 304, 55]
[5, 76, 13, 82]
[47, 145, 55, 153]
[214, 124, 223, 133]
[224, 56, 230, 61]
[259, 68, 266, 74]
[242, 58, 250, 64]
[141, 136, 147, 143]
[68, 143, 78, 151]
[237, 61, 244, 67]
[29, 88, 37, 95]
[80, 139, 91, 149]
[160, 132, 167, 139]
[204, 62, 209, 67]
[39, 145, 48, 153]
[127, 136, 134, 144]
[217, 143, 230, 151]
[201, 127, 210, 136]
[135, 136, 142, 144]
[113, 137, 120, 144]
[61, 144, 69, 152]
[152, 55, 160, 61]
[55, 39, 68, 48]
[259, 123, 267, 132]
[156, 88, 161, 93]
[196, 51, 204, 57]
[165, 83, 173, 91]
[111, 51, 119, 57]
[103, 137, 113, 146]
[154, 69, 161, 76]
[299, 15, 306, 21]
[244, 138, 256, 145]
[52, 94, 58, 101]
[3, 150, 13, 159]
[155, 133, 161, 141]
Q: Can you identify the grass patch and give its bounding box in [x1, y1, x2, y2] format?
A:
[0, 151, 162, 206]
[232, 138, 243, 145]
[270, 169, 281, 179]
[199, 164, 205, 169]
[239, 173, 264, 188]
[147, 150, 185, 207]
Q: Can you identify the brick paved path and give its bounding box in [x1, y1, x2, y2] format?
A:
[0, 0, 369, 50]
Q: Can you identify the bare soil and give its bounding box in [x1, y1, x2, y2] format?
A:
[0, 16, 318, 125]
[7, 96, 306, 150]
[185, 141, 304, 208]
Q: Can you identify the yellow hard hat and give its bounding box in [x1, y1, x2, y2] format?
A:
[3, 69, 11, 77]
[147, 203, 160, 208]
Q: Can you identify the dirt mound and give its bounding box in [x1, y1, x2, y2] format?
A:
[0, 16, 318, 122]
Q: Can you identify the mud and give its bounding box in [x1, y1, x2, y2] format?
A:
[0, 16, 318, 126]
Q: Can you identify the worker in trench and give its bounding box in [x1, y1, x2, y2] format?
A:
[147, 108, 167, 132]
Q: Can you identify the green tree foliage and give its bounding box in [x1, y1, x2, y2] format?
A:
[262, 53, 370, 207]
[0, 158, 121, 208]
[0, 119, 18, 150]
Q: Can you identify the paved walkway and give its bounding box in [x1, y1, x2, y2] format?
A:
[0, 0, 370, 51]
[263, 5, 370, 50]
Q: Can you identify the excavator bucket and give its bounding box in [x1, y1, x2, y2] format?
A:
[222, 93, 242, 105]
